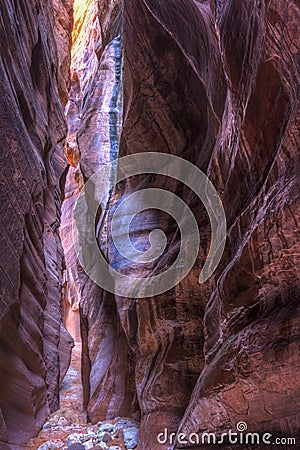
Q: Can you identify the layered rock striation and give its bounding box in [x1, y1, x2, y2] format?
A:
[0, 0, 73, 448]
[1, 0, 298, 449]
[60, 0, 134, 424]
[61, 0, 122, 344]
[178, 1, 300, 447]
[76, 0, 300, 449]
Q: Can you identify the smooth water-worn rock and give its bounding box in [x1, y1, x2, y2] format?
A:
[176, 1, 300, 446]
[53, 0, 73, 107]
[122, 428, 138, 450]
[7, 0, 296, 449]
[67, 444, 86, 450]
[60, 0, 101, 343]
[119, 1, 299, 448]
[61, 0, 113, 343]
[0, 0, 73, 447]
[60, 0, 140, 425]
[74, 0, 300, 449]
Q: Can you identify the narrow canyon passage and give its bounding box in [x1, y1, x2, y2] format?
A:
[26, 343, 139, 449]
[28, 0, 134, 447]
[0, 0, 299, 450]
[25, 344, 86, 449]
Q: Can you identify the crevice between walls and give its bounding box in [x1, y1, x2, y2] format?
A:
[60, 0, 123, 346]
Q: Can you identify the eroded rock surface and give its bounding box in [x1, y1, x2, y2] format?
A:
[0, 1, 73, 447]
[53, 0, 73, 107]
[26, 344, 137, 450]
[3, 0, 298, 449]
[177, 1, 300, 447]
[77, 0, 300, 449]
[60, 0, 138, 425]
[59, 0, 97, 342]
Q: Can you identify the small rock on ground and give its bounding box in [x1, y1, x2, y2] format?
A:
[67, 444, 85, 450]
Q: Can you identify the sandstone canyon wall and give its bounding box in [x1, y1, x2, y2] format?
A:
[59, 0, 137, 424]
[177, 1, 300, 447]
[0, 0, 299, 449]
[60, 0, 122, 344]
[0, 0, 73, 448]
[76, 0, 300, 449]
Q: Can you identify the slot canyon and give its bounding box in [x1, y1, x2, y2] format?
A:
[0, 0, 299, 449]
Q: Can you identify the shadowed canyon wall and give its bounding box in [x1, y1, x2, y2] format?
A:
[177, 1, 300, 447]
[0, 0, 73, 448]
[76, 0, 300, 449]
[0, 0, 299, 449]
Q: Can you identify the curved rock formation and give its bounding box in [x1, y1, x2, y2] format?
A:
[1, 0, 299, 449]
[178, 0, 300, 447]
[61, 0, 106, 343]
[60, 0, 137, 423]
[53, 0, 73, 107]
[77, 0, 299, 449]
[0, 1, 73, 448]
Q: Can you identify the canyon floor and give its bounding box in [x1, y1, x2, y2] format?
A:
[25, 344, 136, 450]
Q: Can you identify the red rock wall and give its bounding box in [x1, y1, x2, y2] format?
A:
[61, 0, 103, 343]
[178, 0, 300, 446]
[112, 1, 225, 446]
[37, 0, 300, 449]
[0, 1, 73, 448]
[59, 0, 137, 423]
[119, 0, 300, 448]
[77, 0, 299, 449]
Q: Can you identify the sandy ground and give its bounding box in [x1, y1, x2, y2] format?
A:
[25, 342, 130, 450]
[25, 342, 87, 449]
[59, 342, 86, 419]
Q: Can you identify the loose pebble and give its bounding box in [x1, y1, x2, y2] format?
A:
[97, 423, 114, 433]
[37, 440, 64, 450]
[66, 433, 85, 446]
[67, 444, 86, 450]
[37, 417, 139, 450]
[123, 427, 138, 450]
[97, 431, 112, 444]
[84, 439, 95, 449]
